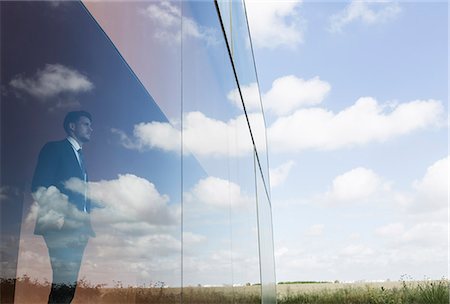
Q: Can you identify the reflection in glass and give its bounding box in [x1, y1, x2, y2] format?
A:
[181, 1, 262, 302]
[1, 1, 276, 303]
[255, 158, 277, 304]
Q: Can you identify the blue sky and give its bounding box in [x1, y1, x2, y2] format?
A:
[2, 0, 447, 288]
[246, 0, 448, 282]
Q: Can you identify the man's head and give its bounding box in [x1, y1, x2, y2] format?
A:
[63, 111, 93, 145]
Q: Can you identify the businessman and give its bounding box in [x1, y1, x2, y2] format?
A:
[32, 111, 95, 304]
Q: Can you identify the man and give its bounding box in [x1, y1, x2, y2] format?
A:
[32, 111, 95, 304]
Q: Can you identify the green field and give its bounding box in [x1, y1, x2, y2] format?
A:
[277, 280, 449, 304]
[2, 277, 448, 303]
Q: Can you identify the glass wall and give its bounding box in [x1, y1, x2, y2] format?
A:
[0, 1, 276, 303]
[216, 1, 277, 302]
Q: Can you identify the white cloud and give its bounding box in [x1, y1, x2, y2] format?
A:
[375, 223, 405, 237]
[339, 244, 374, 258]
[9, 64, 93, 99]
[270, 160, 295, 187]
[186, 176, 253, 208]
[140, 1, 219, 45]
[263, 76, 331, 115]
[376, 222, 447, 248]
[274, 156, 448, 282]
[116, 98, 443, 158]
[246, 0, 304, 49]
[27, 185, 90, 233]
[227, 82, 261, 111]
[305, 224, 325, 237]
[412, 156, 448, 212]
[228, 76, 331, 116]
[329, 1, 402, 33]
[65, 174, 178, 227]
[112, 121, 181, 152]
[275, 246, 289, 258]
[268, 97, 444, 153]
[324, 167, 383, 203]
[114, 111, 259, 157]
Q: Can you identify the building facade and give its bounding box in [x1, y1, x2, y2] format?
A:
[0, 1, 276, 303]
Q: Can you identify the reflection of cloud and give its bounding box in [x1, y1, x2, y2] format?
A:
[0, 185, 21, 201]
[246, 0, 304, 49]
[64, 174, 181, 286]
[9, 64, 93, 99]
[269, 98, 444, 153]
[269, 160, 295, 188]
[227, 82, 261, 111]
[229, 76, 331, 116]
[117, 98, 443, 158]
[27, 185, 90, 233]
[329, 1, 401, 33]
[140, 1, 219, 45]
[114, 111, 259, 157]
[65, 174, 178, 226]
[185, 176, 253, 208]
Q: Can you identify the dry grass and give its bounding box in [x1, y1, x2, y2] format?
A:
[2, 276, 448, 304]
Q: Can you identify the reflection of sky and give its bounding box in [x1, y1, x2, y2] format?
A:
[2, 1, 265, 288]
[2, 1, 186, 203]
[2, 1, 187, 286]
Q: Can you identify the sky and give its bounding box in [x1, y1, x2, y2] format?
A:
[0, 0, 447, 291]
[245, 0, 448, 282]
[2, 1, 264, 289]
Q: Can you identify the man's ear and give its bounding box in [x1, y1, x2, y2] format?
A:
[69, 122, 76, 132]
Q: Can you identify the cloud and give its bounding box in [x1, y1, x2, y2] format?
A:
[329, 1, 402, 33]
[412, 156, 448, 212]
[27, 185, 91, 235]
[114, 111, 260, 157]
[185, 176, 253, 208]
[376, 222, 447, 248]
[263, 76, 331, 115]
[9, 64, 93, 99]
[269, 160, 295, 187]
[228, 76, 331, 116]
[112, 121, 181, 152]
[116, 98, 443, 158]
[140, 1, 219, 45]
[305, 224, 325, 237]
[245, 0, 304, 49]
[375, 223, 405, 237]
[324, 167, 384, 204]
[65, 174, 178, 227]
[339, 244, 374, 258]
[268, 97, 444, 153]
[227, 82, 261, 111]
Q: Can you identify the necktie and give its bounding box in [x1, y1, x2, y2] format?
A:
[77, 148, 86, 176]
[77, 148, 89, 212]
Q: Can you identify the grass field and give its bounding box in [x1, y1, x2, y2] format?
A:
[277, 280, 449, 304]
[2, 277, 448, 303]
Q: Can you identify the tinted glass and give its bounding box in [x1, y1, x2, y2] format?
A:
[1, 1, 181, 302]
[181, 1, 261, 302]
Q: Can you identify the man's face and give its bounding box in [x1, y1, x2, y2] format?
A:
[72, 116, 92, 143]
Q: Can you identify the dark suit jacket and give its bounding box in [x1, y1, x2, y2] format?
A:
[32, 139, 94, 236]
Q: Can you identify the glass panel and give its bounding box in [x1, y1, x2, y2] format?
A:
[255, 162, 277, 304]
[181, 1, 261, 303]
[217, 0, 271, 193]
[1, 2, 181, 303]
[1, 2, 275, 304]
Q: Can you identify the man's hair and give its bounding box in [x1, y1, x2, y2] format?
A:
[63, 111, 92, 134]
